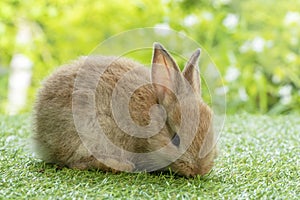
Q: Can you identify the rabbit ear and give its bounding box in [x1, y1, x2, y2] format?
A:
[182, 49, 201, 95]
[151, 43, 180, 104]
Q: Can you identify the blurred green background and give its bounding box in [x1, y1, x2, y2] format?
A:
[0, 0, 299, 115]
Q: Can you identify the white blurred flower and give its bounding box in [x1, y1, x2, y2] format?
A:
[272, 75, 281, 84]
[280, 96, 292, 105]
[279, 84, 293, 105]
[252, 36, 265, 53]
[154, 23, 171, 36]
[215, 86, 229, 95]
[202, 11, 214, 21]
[222, 13, 239, 30]
[285, 53, 297, 63]
[278, 85, 293, 96]
[284, 11, 300, 26]
[239, 87, 248, 101]
[278, 85, 292, 97]
[225, 66, 240, 82]
[183, 14, 198, 27]
[240, 37, 266, 53]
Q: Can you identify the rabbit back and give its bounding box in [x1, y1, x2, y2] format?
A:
[32, 56, 155, 168]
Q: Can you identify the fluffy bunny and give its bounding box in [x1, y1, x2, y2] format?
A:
[32, 43, 217, 177]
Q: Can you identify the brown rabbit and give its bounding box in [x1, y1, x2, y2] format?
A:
[32, 43, 217, 177]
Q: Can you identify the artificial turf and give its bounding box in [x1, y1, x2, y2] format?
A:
[0, 114, 299, 199]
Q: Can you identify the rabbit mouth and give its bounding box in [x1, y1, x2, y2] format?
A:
[166, 159, 214, 177]
[175, 166, 206, 177]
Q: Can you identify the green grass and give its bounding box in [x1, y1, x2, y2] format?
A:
[1, 114, 299, 199]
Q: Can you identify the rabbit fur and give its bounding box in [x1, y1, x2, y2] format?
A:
[32, 43, 217, 177]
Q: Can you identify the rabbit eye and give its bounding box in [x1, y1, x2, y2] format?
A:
[171, 133, 180, 147]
